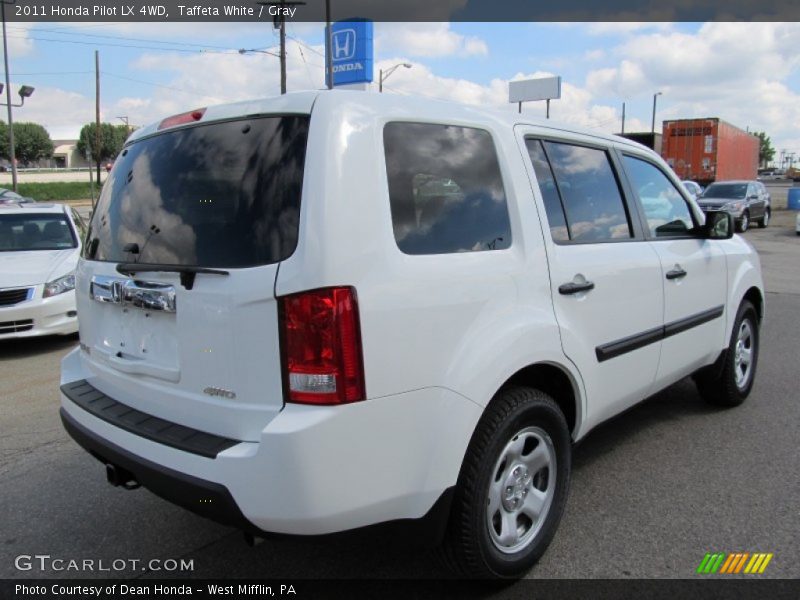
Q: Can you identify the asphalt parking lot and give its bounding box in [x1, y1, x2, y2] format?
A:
[1, 212, 798, 582]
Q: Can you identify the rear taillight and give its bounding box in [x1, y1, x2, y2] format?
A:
[158, 107, 206, 130]
[280, 287, 366, 405]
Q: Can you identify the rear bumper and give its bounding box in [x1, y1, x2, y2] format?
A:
[60, 348, 481, 538]
[61, 407, 255, 531]
[0, 288, 77, 338]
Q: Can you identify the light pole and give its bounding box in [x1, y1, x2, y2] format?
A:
[379, 63, 412, 93]
[0, 0, 30, 191]
[238, 47, 282, 93]
[651, 91, 662, 134]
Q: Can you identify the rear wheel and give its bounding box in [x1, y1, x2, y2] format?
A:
[694, 300, 759, 407]
[737, 210, 750, 233]
[758, 208, 770, 228]
[440, 387, 571, 579]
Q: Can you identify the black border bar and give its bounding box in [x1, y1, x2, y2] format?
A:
[596, 305, 724, 362]
[6, 0, 800, 22]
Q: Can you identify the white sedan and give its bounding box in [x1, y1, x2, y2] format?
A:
[0, 203, 86, 338]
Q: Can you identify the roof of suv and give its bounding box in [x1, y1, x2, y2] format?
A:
[127, 90, 649, 153]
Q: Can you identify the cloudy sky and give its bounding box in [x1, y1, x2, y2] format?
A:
[3, 21, 799, 163]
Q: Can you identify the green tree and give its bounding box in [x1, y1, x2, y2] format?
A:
[754, 131, 775, 167]
[12, 122, 53, 165]
[0, 121, 8, 160]
[77, 122, 130, 179]
[0, 121, 53, 165]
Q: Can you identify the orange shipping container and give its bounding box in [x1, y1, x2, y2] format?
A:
[660, 118, 759, 185]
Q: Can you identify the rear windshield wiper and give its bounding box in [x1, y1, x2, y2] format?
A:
[116, 263, 229, 291]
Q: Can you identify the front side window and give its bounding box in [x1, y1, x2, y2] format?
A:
[541, 141, 632, 242]
[384, 122, 512, 255]
[0, 214, 76, 251]
[84, 115, 309, 268]
[623, 155, 696, 237]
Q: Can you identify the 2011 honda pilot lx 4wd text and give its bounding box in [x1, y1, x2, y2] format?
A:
[60, 91, 764, 579]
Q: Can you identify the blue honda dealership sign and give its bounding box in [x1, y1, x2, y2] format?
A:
[325, 19, 373, 86]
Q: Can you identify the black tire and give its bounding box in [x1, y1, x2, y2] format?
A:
[694, 300, 759, 407]
[737, 211, 750, 233]
[439, 387, 571, 579]
[758, 208, 770, 228]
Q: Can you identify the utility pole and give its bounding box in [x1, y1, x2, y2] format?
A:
[325, 0, 332, 89]
[651, 91, 662, 134]
[621, 102, 626, 134]
[278, 11, 286, 94]
[2, 0, 17, 191]
[95, 50, 102, 184]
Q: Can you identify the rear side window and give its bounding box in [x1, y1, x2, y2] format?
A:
[84, 115, 309, 268]
[383, 122, 512, 255]
[525, 139, 569, 242]
[531, 141, 632, 243]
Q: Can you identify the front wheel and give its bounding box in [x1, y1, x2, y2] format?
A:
[758, 208, 770, 228]
[737, 211, 750, 233]
[440, 387, 571, 579]
[695, 300, 759, 407]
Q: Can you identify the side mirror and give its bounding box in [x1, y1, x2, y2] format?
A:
[703, 211, 734, 240]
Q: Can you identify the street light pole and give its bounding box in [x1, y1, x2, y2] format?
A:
[379, 63, 412, 93]
[651, 91, 662, 134]
[1, 1, 18, 191]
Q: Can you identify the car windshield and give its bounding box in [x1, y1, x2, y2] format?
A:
[702, 183, 747, 199]
[84, 115, 309, 269]
[0, 214, 76, 251]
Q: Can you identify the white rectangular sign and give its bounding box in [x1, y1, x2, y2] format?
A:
[509, 76, 562, 103]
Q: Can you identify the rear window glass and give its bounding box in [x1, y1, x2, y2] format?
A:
[384, 122, 512, 255]
[0, 214, 76, 251]
[84, 115, 309, 268]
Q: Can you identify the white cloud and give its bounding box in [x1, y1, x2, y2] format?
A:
[5, 84, 93, 139]
[585, 22, 674, 36]
[2, 23, 36, 57]
[376, 60, 628, 134]
[584, 22, 800, 152]
[376, 23, 488, 58]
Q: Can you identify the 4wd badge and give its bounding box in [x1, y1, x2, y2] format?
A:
[203, 387, 236, 400]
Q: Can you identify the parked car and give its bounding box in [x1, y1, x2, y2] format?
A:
[697, 180, 770, 232]
[59, 92, 765, 579]
[0, 203, 86, 338]
[681, 180, 703, 199]
[0, 188, 35, 205]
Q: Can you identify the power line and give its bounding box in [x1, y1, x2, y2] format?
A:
[4, 33, 235, 54]
[7, 25, 241, 52]
[102, 71, 209, 97]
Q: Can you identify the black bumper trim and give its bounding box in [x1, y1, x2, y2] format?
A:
[60, 379, 239, 458]
[60, 407, 259, 532]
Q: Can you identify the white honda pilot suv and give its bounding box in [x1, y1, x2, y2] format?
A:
[60, 91, 764, 579]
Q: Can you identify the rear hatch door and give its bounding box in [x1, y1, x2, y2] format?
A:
[76, 113, 310, 442]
